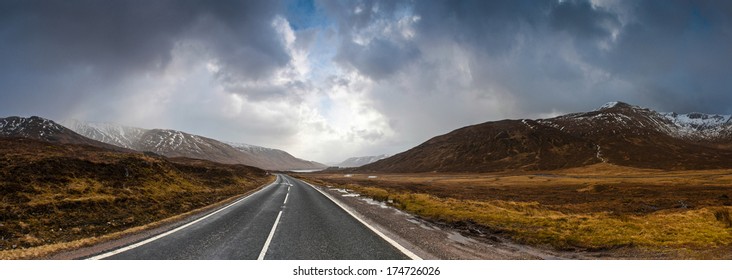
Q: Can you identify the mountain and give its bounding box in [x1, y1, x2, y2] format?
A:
[358, 119, 599, 172]
[0, 116, 130, 152]
[61, 120, 325, 170]
[536, 101, 732, 169]
[60, 119, 146, 149]
[334, 154, 391, 168]
[226, 142, 327, 171]
[358, 102, 732, 173]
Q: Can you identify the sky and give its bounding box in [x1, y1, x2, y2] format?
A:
[1, 0, 731, 163]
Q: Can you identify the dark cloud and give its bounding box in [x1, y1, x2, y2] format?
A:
[549, 0, 620, 40]
[596, 1, 732, 113]
[404, 0, 732, 114]
[319, 0, 418, 80]
[336, 38, 420, 80]
[0, 0, 289, 118]
[413, 0, 551, 56]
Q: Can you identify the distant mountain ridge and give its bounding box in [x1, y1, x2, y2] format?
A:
[334, 154, 391, 167]
[60, 119, 325, 171]
[358, 102, 732, 173]
[60, 119, 146, 149]
[225, 141, 327, 171]
[0, 116, 130, 152]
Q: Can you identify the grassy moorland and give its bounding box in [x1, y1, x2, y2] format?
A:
[0, 138, 272, 259]
[297, 163, 732, 258]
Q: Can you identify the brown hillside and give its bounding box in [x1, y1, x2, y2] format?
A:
[360, 119, 599, 173]
[0, 137, 270, 255]
[0, 116, 131, 152]
[359, 102, 732, 173]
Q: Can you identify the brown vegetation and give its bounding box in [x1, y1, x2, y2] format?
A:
[355, 103, 732, 173]
[0, 138, 271, 258]
[297, 163, 732, 258]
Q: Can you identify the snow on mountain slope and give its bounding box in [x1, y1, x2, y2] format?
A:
[61, 119, 147, 149]
[660, 112, 732, 140]
[1, 116, 131, 151]
[225, 141, 275, 154]
[64, 120, 325, 170]
[336, 154, 391, 167]
[544, 101, 732, 142]
[226, 141, 327, 170]
[1, 116, 66, 138]
[137, 129, 218, 156]
[360, 101, 732, 173]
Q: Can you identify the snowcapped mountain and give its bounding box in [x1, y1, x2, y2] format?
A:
[62, 119, 325, 170]
[660, 112, 732, 142]
[0, 116, 130, 151]
[2, 116, 66, 139]
[225, 141, 277, 154]
[134, 129, 249, 163]
[359, 102, 732, 172]
[335, 154, 390, 167]
[546, 101, 732, 143]
[60, 119, 147, 149]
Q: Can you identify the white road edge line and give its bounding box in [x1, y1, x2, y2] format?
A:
[301, 180, 423, 260]
[257, 210, 283, 260]
[86, 175, 282, 260]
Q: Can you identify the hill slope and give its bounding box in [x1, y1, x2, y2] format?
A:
[226, 142, 326, 171]
[334, 155, 391, 168]
[359, 102, 732, 172]
[0, 137, 270, 257]
[1, 116, 131, 152]
[61, 120, 325, 170]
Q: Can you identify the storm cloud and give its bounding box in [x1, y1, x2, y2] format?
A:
[1, 0, 731, 162]
[0, 0, 289, 111]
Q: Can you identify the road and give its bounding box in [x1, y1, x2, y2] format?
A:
[92, 174, 412, 260]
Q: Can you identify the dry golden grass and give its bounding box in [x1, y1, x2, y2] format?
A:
[298, 163, 732, 257]
[0, 175, 275, 260]
[0, 139, 273, 258]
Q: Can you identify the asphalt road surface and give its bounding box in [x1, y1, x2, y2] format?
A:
[94, 174, 410, 260]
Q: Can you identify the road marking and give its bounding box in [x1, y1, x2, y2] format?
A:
[257, 210, 283, 260]
[300, 179, 423, 260]
[283, 191, 289, 204]
[86, 175, 282, 260]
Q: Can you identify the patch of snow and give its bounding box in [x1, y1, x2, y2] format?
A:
[360, 197, 389, 209]
[224, 141, 274, 153]
[660, 111, 732, 139]
[335, 154, 391, 167]
[598, 101, 619, 110]
[595, 144, 607, 163]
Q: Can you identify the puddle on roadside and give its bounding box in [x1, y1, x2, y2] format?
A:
[447, 232, 478, 245]
[407, 218, 439, 231]
[360, 197, 389, 209]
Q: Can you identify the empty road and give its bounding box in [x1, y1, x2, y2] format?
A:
[91, 174, 412, 260]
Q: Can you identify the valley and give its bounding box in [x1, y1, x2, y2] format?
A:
[2, 101, 732, 259]
[296, 164, 732, 259]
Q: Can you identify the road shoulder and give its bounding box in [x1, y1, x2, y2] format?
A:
[46, 175, 278, 260]
[299, 179, 561, 260]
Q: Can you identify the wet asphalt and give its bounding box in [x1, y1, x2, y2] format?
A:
[103, 174, 408, 260]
